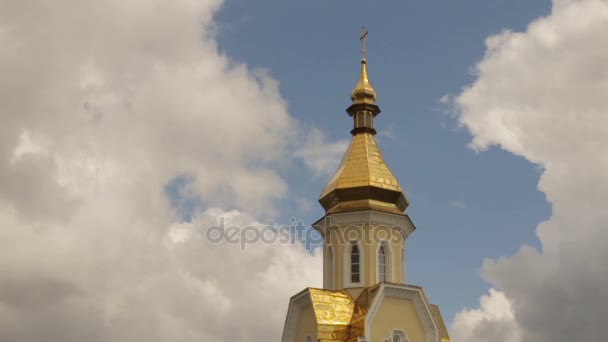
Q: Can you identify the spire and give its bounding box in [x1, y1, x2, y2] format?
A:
[350, 26, 377, 105]
[318, 28, 409, 215]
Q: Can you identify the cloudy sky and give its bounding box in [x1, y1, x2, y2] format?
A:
[1, 0, 607, 341]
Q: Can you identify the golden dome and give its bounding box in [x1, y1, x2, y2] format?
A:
[350, 59, 377, 105]
[319, 132, 408, 215]
[319, 54, 408, 215]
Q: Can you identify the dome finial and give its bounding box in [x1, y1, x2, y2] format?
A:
[351, 26, 377, 105]
[360, 25, 368, 60]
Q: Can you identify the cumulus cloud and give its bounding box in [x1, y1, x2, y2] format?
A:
[451, 289, 520, 342]
[0, 0, 323, 341]
[293, 127, 349, 176]
[452, 0, 608, 341]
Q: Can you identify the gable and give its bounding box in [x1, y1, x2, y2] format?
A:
[364, 284, 438, 342]
[370, 297, 425, 342]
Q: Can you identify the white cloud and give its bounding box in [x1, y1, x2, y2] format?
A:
[295, 196, 315, 214]
[377, 124, 399, 142]
[448, 200, 467, 209]
[293, 127, 349, 176]
[452, 0, 608, 341]
[0, 0, 323, 341]
[451, 289, 520, 342]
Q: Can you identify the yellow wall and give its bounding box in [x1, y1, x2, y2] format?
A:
[345, 287, 364, 300]
[370, 297, 425, 342]
[295, 304, 317, 342]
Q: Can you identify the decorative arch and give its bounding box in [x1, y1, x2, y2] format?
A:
[381, 329, 408, 342]
[393, 329, 408, 342]
[365, 284, 439, 342]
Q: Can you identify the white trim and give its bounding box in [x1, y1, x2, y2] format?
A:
[325, 244, 335, 289]
[312, 210, 416, 240]
[378, 245, 387, 282]
[393, 329, 408, 342]
[382, 329, 409, 342]
[343, 240, 364, 288]
[375, 241, 393, 283]
[364, 284, 439, 342]
[401, 246, 406, 283]
[282, 289, 312, 342]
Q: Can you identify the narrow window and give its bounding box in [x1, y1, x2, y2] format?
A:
[351, 243, 360, 283]
[327, 246, 334, 289]
[378, 245, 386, 282]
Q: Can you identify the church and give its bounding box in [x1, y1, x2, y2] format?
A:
[282, 30, 450, 342]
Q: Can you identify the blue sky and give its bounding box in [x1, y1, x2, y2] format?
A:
[215, 0, 552, 322]
[4, 1, 608, 341]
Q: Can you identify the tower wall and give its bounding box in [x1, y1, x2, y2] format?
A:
[314, 210, 415, 290]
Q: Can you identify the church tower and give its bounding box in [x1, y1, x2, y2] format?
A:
[282, 29, 450, 342]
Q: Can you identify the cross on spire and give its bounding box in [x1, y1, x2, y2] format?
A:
[360, 26, 368, 59]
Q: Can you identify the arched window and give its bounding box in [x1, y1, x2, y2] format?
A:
[327, 246, 334, 289]
[376, 243, 392, 283]
[344, 241, 363, 287]
[382, 329, 408, 342]
[378, 245, 387, 282]
[393, 329, 408, 342]
[351, 243, 360, 283]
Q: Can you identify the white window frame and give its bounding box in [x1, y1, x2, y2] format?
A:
[343, 240, 364, 288]
[393, 329, 408, 342]
[378, 245, 387, 282]
[326, 245, 335, 289]
[375, 241, 392, 283]
[381, 329, 408, 342]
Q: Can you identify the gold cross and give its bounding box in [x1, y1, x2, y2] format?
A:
[360, 26, 369, 59]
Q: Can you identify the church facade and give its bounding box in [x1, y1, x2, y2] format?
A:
[282, 33, 450, 342]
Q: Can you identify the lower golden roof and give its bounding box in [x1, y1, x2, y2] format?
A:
[301, 284, 450, 342]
